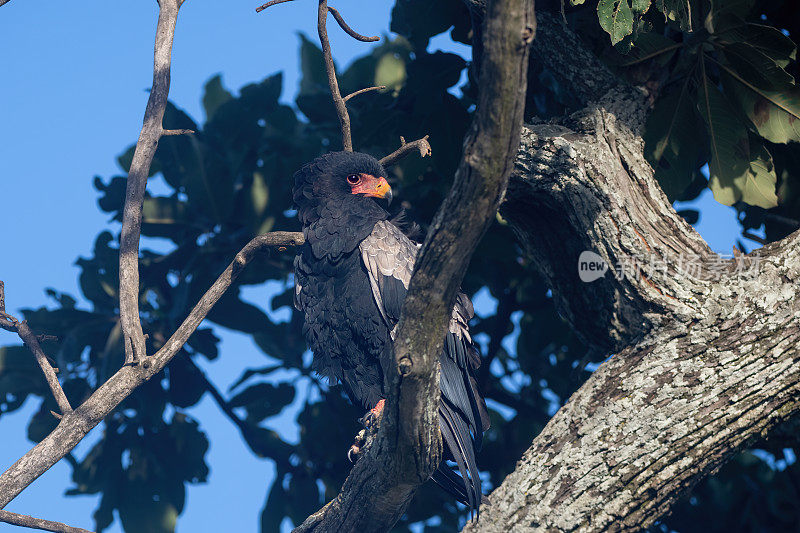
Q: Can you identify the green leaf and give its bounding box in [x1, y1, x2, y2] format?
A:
[202, 74, 233, 121]
[721, 67, 800, 144]
[570, 0, 586, 4]
[655, 0, 692, 32]
[374, 53, 407, 91]
[631, 0, 651, 13]
[697, 71, 751, 206]
[598, 0, 635, 45]
[229, 364, 283, 392]
[720, 23, 798, 68]
[299, 33, 329, 95]
[229, 383, 295, 423]
[742, 141, 778, 208]
[644, 79, 701, 200]
[721, 42, 794, 90]
[616, 32, 681, 66]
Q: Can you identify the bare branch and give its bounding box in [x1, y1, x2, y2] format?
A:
[0, 282, 72, 416]
[342, 85, 385, 102]
[118, 0, 184, 366]
[0, 0, 12, 7]
[0, 509, 93, 533]
[379, 136, 432, 167]
[317, 0, 353, 151]
[326, 6, 379, 42]
[16, 322, 72, 415]
[255, 0, 294, 13]
[161, 128, 194, 136]
[0, 231, 303, 508]
[295, 0, 535, 529]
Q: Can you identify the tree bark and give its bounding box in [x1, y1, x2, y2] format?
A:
[459, 11, 800, 532]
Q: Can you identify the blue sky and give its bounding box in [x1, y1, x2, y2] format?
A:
[0, 1, 746, 532]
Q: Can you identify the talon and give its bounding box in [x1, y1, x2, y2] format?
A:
[348, 445, 360, 463]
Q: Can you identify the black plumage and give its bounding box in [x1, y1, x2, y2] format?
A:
[292, 151, 490, 515]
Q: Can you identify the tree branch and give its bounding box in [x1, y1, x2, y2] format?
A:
[0, 509, 94, 533]
[342, 85, 385, 102]
[0, 231, 303, 509]
[326, 6, 379, 42]
[465, 232, 800, 532]
[118, 0, 185, 366]
[0, 283, 72, 416]
[316, 0, 353, 151]
[294, 0, 535, 530]
[378, 136, 432, 168]
[447, 11, 800, 531]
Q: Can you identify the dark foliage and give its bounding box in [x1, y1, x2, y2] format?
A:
[2, 1, 800, 531]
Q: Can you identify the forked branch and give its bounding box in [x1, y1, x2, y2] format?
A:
[0, 231, 304, 508]
[258, 0, 430, 164]
[118, 0, 186, 366]
[0, 281, 72, 416]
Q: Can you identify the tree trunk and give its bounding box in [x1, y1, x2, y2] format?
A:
[460, 11, 800, 532]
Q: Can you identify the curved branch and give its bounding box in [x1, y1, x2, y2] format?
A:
[343, 85, 385, 102]
[326, 6, 379, 42]
[0, 231, 303, 509]
[118, 0, 185, 366]
[255, 0, 295, 13]
[294, 0, 535, 530]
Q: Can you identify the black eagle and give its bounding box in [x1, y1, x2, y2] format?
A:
[292, 151, 490, 514]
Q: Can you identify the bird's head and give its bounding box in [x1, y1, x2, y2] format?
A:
[293, 152, 393, 225]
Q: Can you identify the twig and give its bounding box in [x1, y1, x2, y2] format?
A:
[0, 0, 12, 7]
[161, 129, 194, 136]
[317, 0, 353, 151]
[0, 231, 304, 508]
[0, 282, 72, 416]
[326, 6, 379, 42]
[379, 136, 432, 167]
[255, 0, 294, 13]
[118, 0, 185, 366]
[343, 85, 385, 102]
[0, 509, 94, 533]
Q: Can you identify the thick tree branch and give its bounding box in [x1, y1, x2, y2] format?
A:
[0, 283, 72, 416]
[448, 11, 800, 531]
[466, 232, 800, 532]
[0, 231, 303, 509]
[119, 0, 184, 366]
[294, 1, 535, 531]
[0, 509, 94, 533]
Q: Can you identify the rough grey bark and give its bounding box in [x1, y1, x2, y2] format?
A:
[294, 0, 535, 531]
[458, 11, 800, 532]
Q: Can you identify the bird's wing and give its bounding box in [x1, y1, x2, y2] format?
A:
[359, 219, 490, 512]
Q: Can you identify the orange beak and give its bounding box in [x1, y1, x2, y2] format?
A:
[352, 175, 393, 204]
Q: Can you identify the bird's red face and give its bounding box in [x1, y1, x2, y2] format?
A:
[346, 173, 393, 204]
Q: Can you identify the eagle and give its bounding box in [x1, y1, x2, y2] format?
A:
[292, 151, 490, 514]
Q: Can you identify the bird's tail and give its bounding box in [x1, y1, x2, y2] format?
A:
[434, 401, 483, 517]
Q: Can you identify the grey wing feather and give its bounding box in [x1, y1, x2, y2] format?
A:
[359, 220, 418, 333]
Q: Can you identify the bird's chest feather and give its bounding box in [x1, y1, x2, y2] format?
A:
[295, 248, 389, 378]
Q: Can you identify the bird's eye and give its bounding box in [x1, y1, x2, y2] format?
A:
[346, 174, 360, 185]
